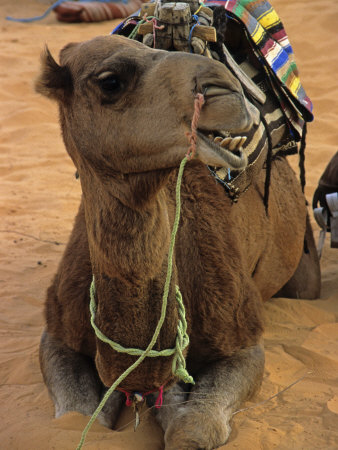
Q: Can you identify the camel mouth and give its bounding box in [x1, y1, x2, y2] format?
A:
[197, 129, 248, 170]
[201, 129, 247, 152]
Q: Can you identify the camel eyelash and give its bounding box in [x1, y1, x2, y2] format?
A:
[97, 71, 115, 80]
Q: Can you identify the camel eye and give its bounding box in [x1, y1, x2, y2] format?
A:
[97, 72, 122, 93]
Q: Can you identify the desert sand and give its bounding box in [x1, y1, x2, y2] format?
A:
[0, 0, 337, 449]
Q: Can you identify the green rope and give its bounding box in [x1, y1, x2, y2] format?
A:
[90, 282, 178, 358]
[77, 156, 193, 450]
[171, 286, 191, 380]
[128, 16, 156, 40]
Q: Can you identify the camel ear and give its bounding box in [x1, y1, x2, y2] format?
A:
[35, 46, 73, 102]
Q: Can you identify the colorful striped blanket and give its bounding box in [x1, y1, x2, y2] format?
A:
[205, 0, 313, 127]
[113, 0, 311, 199]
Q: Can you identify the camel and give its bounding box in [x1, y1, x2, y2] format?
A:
[35, 35, 320, 449]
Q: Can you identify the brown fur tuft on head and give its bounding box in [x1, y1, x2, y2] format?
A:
[35, 46, 73, 102]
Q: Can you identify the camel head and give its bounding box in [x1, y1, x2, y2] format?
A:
[35, 35, 257, 181]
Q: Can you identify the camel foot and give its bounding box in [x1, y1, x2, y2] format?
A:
[164, 409, 231, 450]
[152, 344, 264, 450]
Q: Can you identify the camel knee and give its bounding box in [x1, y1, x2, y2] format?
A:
[39, 329, 124, 428]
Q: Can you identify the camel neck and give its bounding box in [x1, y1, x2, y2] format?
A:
[78, 167, 176, 283]
[78, 170, 180, 390]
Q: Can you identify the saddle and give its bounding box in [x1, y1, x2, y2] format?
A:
[113, 0, 313, 203]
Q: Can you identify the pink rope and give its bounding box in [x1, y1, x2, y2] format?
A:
[143, 15, 165, 48]
[154, 385, 164, 409]
[186, 93, 205, 160]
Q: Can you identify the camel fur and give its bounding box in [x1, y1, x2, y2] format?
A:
[36, 35, 320, 449]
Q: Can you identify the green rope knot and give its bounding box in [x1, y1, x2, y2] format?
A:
[174, 367, 195, 385]
[171, 285, 194, 384]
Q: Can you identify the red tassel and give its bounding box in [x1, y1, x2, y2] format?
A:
[118, 388, 133, 407]
[117, 384, 165, 409]
[155, 385, 164, 409]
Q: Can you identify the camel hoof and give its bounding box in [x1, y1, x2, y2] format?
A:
[164, 410, 231, 450]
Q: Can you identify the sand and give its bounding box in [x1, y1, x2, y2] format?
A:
[0, 0, 337, 449]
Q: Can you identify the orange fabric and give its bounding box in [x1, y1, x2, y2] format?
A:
[54, 0, 147, 22]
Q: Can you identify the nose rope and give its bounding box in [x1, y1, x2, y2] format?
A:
[186, 92, 205, 159]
